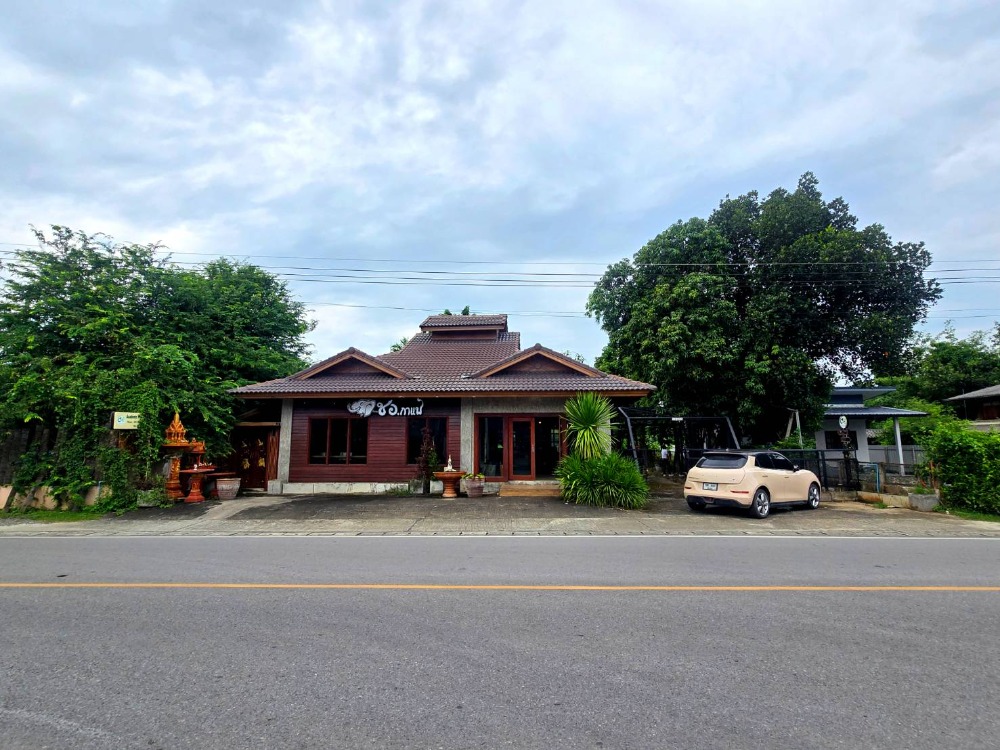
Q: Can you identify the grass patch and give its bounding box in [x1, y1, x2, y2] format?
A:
[935, 507, 1000, 524]
[0, 507, 106, 523]
[872, 501, 889, 509]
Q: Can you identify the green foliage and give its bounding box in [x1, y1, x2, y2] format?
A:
[0, 226, 313, 510]
[587, 173, 941, 444]
[876, 328, 1000, 407]
[555, 453, 649, 509]
[772, 434, 816, 450]
[564, 392, 615, 459]
[869, 397, 962, 445]
[389, 337, 410, 352]
[922, 422, 1000, 514]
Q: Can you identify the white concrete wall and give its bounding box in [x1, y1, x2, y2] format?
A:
[815, 417, 871, 461]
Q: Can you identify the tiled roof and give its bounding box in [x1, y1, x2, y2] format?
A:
[469, 343, 609, 378]
[420, 313, 508, 330]
[378, 332, 521, 377]
[233, 372, 653, 396]
[233, 314, 654, 398]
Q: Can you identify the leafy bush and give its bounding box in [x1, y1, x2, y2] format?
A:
[922, 422, 1000, 514]
[556, 453, 649, 509]
[0, 227, 311, 510]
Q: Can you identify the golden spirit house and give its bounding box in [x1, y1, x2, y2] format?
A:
[233, 314, 654, 494]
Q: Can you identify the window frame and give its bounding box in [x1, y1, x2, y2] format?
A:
[307, 417, 369, 465]
[406, 416, 448, 466]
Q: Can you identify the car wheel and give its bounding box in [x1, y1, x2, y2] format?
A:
[687, 499, 706, 511]
[806, 483, 820, 510]
[750, 488, 770, 519]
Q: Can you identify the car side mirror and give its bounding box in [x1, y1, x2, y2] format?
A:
[792, 465, 800, 472]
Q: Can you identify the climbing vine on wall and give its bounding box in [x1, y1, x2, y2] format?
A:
[0, 226, 314, 510]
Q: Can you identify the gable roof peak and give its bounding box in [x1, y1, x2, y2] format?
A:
[292, 347, 411, 380]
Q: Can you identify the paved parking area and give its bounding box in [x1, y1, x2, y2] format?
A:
[1, 491, 998, 537]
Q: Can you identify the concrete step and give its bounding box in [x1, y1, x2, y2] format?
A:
[499, 481, 562, 498]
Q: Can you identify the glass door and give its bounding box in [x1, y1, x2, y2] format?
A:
[510, 418, 534, 479]
[477, 416, 505, 479]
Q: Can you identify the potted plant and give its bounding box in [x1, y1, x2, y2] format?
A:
[464, 472, 485, 498]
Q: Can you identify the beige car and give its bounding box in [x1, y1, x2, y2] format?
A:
[684, 450, 821, 518]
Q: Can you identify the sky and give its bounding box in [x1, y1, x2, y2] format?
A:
[1, 0, 998, 366]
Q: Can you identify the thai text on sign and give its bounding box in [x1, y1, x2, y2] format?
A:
[347, 399, 424, 417]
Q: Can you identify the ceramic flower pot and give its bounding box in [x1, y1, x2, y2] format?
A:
[215, 477, 241, 501]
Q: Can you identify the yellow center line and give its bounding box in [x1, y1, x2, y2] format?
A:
[0, 583, 998, 591]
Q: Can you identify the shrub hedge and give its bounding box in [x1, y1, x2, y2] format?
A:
[555, 453, 649, 510]
[922, 423, 1000, 515]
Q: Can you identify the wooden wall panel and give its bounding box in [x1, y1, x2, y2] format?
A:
[288, 399, 460, 483]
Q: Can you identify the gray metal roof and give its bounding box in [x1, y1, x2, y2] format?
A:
[824, 405, 928, 419]
[945, 384, 1000, 401]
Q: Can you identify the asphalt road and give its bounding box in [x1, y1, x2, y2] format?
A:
[2, 536, 998, 749]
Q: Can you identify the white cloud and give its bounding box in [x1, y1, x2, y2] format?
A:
[1, 0, 999, 364]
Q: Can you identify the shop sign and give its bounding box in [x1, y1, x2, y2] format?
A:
[113, 411, 141, 430]
[347, 398, 424, 418]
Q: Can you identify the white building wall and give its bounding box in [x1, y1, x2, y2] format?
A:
[814, 417, 870, 461]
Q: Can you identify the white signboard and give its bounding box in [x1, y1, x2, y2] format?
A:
[113, 412, 141, 430]
[838, 415, 848, 429]
[347, 398, 424, 417]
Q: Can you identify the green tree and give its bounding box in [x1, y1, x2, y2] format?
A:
[0, 226, 313, 509]
[879, 329, 1000, 406]
[587, 173, 941, 444]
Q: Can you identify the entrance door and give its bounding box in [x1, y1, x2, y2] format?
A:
[510, 418, 534, 480]
[534, 416, 563, 479]
[233, 428, 270, 489]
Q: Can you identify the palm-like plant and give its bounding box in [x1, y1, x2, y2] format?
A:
[564, 392, 615, 459]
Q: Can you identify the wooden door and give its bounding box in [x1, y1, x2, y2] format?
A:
[509, 418, 534, 480]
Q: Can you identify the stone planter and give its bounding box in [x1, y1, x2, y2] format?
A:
[465, 479, 485, 498]
[907, 491, 939, 512]
[215, 477, 241, 501]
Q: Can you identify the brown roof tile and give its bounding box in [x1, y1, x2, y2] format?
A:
[377, 332, 520, 377]
[233, 317, 654, 398]
[419, 313, 508, 330]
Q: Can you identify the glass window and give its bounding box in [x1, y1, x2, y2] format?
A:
[349, 419, 368, 464]
[696, 454, 748, 469]
[825, 430, 858, 450]
[770, 453, 796, 471]
[407, 417, 447, 465]
[754, 453, 773, 470]
[308, 418, 368, 465]
[478, 417, 504, 477]
[328, 418, 348, 464]
[309, 420, 329, 464]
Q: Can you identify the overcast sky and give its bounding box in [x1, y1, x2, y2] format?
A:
[2, 0, 998, 366]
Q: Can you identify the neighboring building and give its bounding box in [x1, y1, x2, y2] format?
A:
[945, 384, 1000, 432]
[816, 387, 926, 469]
[233, 314, 655, 494]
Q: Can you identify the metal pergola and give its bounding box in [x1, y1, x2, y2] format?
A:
[615, 407, 740, 474]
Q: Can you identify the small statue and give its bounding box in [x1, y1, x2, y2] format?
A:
[445, 455, 454, 471]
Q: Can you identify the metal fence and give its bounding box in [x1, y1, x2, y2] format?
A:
[866, 446, 925, 475]
[781, 449, 862, 491]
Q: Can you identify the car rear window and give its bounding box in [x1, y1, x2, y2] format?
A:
[696, 454, 748, 469]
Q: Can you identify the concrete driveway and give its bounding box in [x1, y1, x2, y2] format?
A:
[1, 490, 997, 537]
